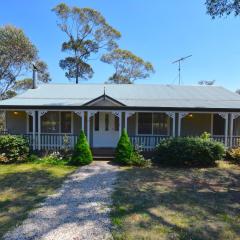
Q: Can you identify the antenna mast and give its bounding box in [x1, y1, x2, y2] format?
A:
[172, 55, 192, 85]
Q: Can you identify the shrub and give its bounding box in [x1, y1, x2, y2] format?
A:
[28, 152, 69, 166]
[114, 130, 149, 166]
[70, 131, 93, 166]
[0, 135, 29, 163]
[226, 148, 240, 164]
[130, 147, 151, 167]
[155, 137, 225, 167]
[114, 129, 133, 165]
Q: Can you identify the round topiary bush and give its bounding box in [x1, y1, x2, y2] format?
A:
[70, 131, 93, 166]
[0, 135, 30, 163]
[155, 137, 225, 167]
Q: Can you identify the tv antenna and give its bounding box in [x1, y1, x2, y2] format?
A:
[172, 55, 192, 85]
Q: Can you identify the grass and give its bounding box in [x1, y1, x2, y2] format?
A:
[0, 162, 77, 238]
[111, 161, 240, 240]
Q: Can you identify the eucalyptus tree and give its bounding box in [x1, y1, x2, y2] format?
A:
[0, 25, 50, 99]
[198, 80, 215, 85]
[206, 0, 240, 17]
[101, 48, 155, 84]
[52, 3, 121, 83]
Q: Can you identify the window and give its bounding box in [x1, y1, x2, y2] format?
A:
[61, 112, 72, 133]
[213, 114, 225, 135]
[41, 112, 60, 133]
[138, 113, 152, 134]
[95, 113, 99, 131]
[138, 113, 169, 135]
[153, 113, 168, 135]
[114, 116, 119, 131]
[105, 113, 109, 131]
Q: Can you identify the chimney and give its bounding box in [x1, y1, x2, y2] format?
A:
[32, 64, 37, 89]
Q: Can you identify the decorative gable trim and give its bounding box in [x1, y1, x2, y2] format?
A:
[83, 94, 126, 107]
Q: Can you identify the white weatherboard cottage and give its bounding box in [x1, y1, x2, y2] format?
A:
[1, 83, 240, 151]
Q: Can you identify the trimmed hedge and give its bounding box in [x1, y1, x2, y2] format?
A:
[155, 137, 225, 167]
[0, 135, 29, 163]
[70, 131, 93, 166]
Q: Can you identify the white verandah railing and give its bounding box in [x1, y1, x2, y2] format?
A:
[1, 133, 240, 152]
[23, 134, 79, 150]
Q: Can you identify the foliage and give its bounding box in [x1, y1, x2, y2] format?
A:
[226, 147, 240, 164]
[101, 48, 155, 84]
[198, 80, 215, 85]
[155, 137, 225, 167]
[130, 146, 151, 167]
[200, 131, 211, 140]
[114, 129, 133, 165]
[206, 0, 240, 18]
[70, 131, 93, 165]
[114, 130, 149, 166]
[28, 152, 69, 166]
[0, 135, 29, 163]
[52, 3, 121, 83]
[0, 25, 50, 99]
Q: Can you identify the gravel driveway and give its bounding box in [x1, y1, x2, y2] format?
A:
[4, 161, 119, 240]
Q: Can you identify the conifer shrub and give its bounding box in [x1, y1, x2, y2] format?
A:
[155, 137, 225, 167]
[114, 130, 149, 166]
[70, 131, 93, 166]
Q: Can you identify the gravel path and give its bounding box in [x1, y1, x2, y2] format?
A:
[4, 161, 119, 240]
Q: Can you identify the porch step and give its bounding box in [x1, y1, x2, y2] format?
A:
[93, 156, 114, 161]
[92, 148, 115, 161]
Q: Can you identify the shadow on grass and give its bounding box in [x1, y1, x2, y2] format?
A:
[0, 168, 70, 239]
[111, 165, 240, 240]
[1, 162, 117, 240]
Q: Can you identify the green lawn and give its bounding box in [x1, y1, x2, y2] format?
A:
[0, 163, 77, 238]
[112, 161, 240, 240]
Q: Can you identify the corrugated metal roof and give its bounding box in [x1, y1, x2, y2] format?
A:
[1, 83, 240, 110]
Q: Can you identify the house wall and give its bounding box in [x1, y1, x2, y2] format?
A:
[181, 113, 211, 136]
[6, 111, 27, 134]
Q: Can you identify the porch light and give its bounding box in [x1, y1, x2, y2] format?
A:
[13, 111, 19, 115]
[188, 114, 193, 118]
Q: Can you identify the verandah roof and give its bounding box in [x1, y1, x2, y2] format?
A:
[1, 84, 240, 111]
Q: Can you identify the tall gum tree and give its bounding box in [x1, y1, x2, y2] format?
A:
[0, 25, 51, 99]
[52, 3, 121, 84]
[206, 0, 240, 17]
[101, 48, 155, 84]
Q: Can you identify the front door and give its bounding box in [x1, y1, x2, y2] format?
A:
[93, 112, 119, 148]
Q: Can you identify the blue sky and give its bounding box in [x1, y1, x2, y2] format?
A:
[1, 0, 240, 90]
